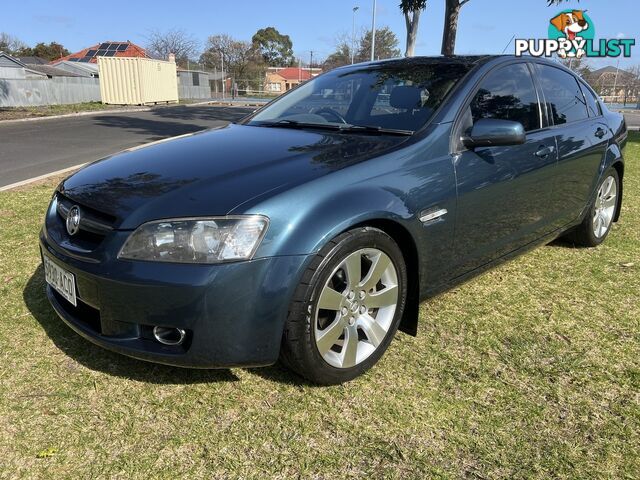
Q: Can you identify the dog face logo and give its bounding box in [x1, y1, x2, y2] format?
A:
[549, 10, 589, 58]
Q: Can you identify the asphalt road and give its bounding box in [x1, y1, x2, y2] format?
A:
[623, 111, 640, 129]
[0, 105, 254, 188]
[1, 106, 637, 189]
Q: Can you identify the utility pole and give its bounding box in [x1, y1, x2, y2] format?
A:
[310, 50, 314, 75]
[352, 6, 359, 64]
[220, 52, 225, 100]
[612, 58, 620, 105]
[370, 0, 377, 62]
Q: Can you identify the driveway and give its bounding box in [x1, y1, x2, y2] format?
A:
[0, 105, 254, 188]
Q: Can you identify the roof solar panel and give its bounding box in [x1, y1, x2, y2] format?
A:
[104, 51, 116, 57]
[117, 44, 128, 51]
[96, 49, 107, 56]
[68, 58, 79, 62]
[99, 43, 110, 49]
[107, 43, 117, 50]
[86, 49, 97, 57]
[78, 57, 91, 62]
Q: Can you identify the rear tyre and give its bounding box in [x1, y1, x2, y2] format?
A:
[280, 227, 407, 385]
[565, 167, 620, 247]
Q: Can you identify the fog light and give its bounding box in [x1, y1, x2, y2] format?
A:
[152, 326, 186, 346]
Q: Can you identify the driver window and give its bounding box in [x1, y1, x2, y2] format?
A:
[470, 63, 541, 132]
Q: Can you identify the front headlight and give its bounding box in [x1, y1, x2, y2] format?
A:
[118, 216, 269, 264]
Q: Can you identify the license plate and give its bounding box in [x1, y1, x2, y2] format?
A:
[43, 253, 77, 307]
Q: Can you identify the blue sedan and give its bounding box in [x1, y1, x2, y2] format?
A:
[40, 56, 627, 384]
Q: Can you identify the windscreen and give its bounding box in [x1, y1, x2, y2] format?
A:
[248, 62, 474, 133]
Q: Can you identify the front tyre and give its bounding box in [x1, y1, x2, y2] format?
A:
[566, 167, 620, 247]
[280, 227, 408, 385]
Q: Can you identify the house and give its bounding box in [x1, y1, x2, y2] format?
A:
[50, 60, 100, 78]
[55, 41, 148, 64]
[264, 67, 321, 94]
[0, 52, 48, 79]
[177, 68, 212, 99]
[584, 66, 639, 103]
[177, 68, 209, 89]
[23, 64, 84, 78]
[17, 56, 49, 65]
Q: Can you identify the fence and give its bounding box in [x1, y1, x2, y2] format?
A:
[178, 85, 211, 100]
[0, 77, 101, 107]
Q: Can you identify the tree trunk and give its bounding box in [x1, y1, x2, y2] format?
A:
[441, 0, 460, 56]
[404, 10, 421, 57]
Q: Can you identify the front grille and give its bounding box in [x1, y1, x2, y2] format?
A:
[55, 193, 116, 250]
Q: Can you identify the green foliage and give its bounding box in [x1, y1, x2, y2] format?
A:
[324, 27, 401, 70]
[251, 27, 295, 67]
[359, 27, 402, 61]
[399, 0, 428, 15]
[18, 42, 70, 61]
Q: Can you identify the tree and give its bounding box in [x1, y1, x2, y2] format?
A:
[252, 27, 294, 67]
[323, 41, 352, 71]
[200, 34, 264, 89]
[145, 29, 199, 66]
[17, 42, 70, 60]
[0, 32, 27, 55]
[399, 0, 427, 57]
[358, 27, 401, 61]
[558, 56, 591, 77]
[323, 27, 400, 71]
[441, 0, 472, 55]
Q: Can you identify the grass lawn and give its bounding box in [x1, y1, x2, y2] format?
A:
[0, 134, 638, 479]
[0, 103, 144, 121]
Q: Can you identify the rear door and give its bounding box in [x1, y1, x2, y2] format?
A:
[533, 63, 608, 228]
[452, 61, 559, 274]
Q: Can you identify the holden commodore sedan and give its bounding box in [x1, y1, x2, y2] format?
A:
[41, 56, 627, 384]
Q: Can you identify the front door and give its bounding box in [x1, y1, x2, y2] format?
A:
[452, 62, 559, 275]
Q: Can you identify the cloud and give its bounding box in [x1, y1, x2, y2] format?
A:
[616, 32, 626, 39]
[32, 15, 74, 27]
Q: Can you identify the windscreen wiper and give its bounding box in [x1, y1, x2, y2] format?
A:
[338, 124, 414, 136]
[259, 119, 344, 131]
[259, 120, 414, 136]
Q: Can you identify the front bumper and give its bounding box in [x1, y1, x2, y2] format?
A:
[40, 230, 311, 368]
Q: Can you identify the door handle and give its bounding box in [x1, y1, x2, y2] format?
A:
[534, 146, 555, 158]
[595, 127, 606, 139]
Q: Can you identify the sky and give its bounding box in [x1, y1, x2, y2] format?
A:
[2, 0, 638, 69]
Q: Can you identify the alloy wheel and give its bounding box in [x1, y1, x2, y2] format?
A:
[593, 175, 617, 238]
[313, 248, 399, 369]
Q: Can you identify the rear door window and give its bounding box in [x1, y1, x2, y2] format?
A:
[536, 64, 589, 125]
[470, 63, 541, 132]
[581, 83, 602, 117]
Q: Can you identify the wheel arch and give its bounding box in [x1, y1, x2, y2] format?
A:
[611, 160, 624, 222]
[602, 142, 624, 223]
[349, 218, 420, 337]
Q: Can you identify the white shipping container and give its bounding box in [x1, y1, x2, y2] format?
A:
[98, 57, 178, 105]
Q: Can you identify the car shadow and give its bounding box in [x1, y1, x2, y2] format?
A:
[150, 106, 254, 122]
[23, 265, 239, 385]
[92, 115, 207, 141]
[546, 237, 580, 248]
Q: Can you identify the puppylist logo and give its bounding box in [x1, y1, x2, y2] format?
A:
[515, 9, 635, 59]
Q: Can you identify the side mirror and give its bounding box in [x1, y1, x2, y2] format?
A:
[461, 119, 526, 149]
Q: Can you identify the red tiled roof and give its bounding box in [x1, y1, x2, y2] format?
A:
[275, 67, 313, 81]
[53, 41, 148, 64]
